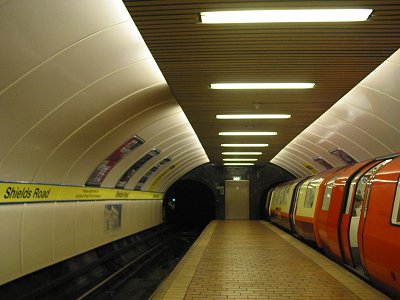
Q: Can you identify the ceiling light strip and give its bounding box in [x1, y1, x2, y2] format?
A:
[224, 163, 255, 166]
[221, 144, 269, 147]
[217, 114, 291, 119]
[210, 83, 314, 89]
[219, 132, 277, 136]
[201, 9, 373, 24]
[222, 152, 262, 155]
[223, 158, 258, 161]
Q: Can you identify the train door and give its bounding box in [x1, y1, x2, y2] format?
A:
[358, 159, 392, 275]
[340, 159, 391, 275]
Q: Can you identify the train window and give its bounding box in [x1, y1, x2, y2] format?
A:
[304, 178, 322, 208]
[322, 176, 336, 211]
[391, 177, 400, 225]
[345, 180, 356, 214]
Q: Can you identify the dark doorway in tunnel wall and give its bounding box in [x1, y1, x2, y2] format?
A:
[163, 180, 215, 230]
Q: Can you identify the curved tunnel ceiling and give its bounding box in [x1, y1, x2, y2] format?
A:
[0, 0, 208, 192]
[2, 0, 400, 191]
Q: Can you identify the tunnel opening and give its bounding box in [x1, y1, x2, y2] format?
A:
[163, 180, 215, 231]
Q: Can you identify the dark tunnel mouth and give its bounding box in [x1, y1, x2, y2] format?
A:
[163, 180, 216, 230]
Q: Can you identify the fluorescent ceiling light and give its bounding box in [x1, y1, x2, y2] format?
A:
[224, 163, 255, 166]
[210, 83, 314, 89]
[200, 9, 373, 23]
[217, 114, 291, 119]
[222, 152, 262, 155]
[223, 158, 258, 161]
[219, 132, 277, 136]
[221, 144, 269, 147]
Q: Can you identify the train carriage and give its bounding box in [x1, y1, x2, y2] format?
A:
[268, 155, 400, 298]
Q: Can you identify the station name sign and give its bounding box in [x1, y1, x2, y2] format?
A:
[0, 182, 163, 203]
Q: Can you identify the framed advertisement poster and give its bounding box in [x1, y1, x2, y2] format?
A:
[86, 136, 145, 187]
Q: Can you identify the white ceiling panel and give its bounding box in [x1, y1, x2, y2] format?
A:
[0, 0, 131, 90]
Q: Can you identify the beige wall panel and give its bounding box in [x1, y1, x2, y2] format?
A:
[75, 201, 94, 253]
[0, 22, 153, 174]
[0, 0, 130, 91]
[296, 132, 338, 153]
[126, 129, 194, 189]
[93, 201, 124, 246]
[53, 202, 76, 263]
[125, 135, 202, 190]
[64, 89, 176, 185]
[284, 146, 323, 170]
[158, 153, 208, 190]
[137, 201, 148, 232]
[81, 101, 178, 187]
[37, 99, 177, 185]
[360, 55, 400, 100]
[159, 158, 209, 192]
[126, 201, 135, 233]
[0, 205, 23, 285]
[131, 201, 141, 234]
[161, 160, 208, 192]
[314, 116, 391, 158]
[273, 153, 314, 177]
[136, 111, 188, 141]
[279, 150, 319, 174]
[273, 49, 400, 171]
[155, 148, 205, 188]
[21, 203, 54, 275]
[328, 104, 400, 151]
[271, 157, 304, 178]
[2, 59, 164, 182]
[343, 87, 400, 129]
[293, 136, 344, 166]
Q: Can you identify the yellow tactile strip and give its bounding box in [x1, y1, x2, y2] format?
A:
[152, 220, 388, 299]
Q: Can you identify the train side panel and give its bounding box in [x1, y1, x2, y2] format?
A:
[269, 180, 299, 232]
[363, 160, 400, 298]
[294, 178, 320, 243]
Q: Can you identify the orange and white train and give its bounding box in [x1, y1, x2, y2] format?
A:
[267, 155, 400, 298]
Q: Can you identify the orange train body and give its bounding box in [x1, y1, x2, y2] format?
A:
[267, 156, 400, 298]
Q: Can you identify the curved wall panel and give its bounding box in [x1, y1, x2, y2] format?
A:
[272, 49, 400, 176]
[0, 0, 208, 284]
[0, 0, 208, 190]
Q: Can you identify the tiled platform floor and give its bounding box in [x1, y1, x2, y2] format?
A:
[151, 220, 388, 299]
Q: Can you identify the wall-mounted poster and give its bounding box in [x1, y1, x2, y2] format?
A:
[104, 203, 122, 232]
[115, 149, 161, 189]
[313, 157, 333, 169]
[86, 136, 144, 187]
[329, 147, 357, 165]
[134, 157, 171, 190]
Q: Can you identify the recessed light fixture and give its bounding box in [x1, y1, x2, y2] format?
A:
[217, 114, 291, 119]
[223, 158, 258, 161]
[221, 144, 269, 147]
[200, 9, 373, 24]
[222, 152, 262, 155]
[224, 163, 255, 166]
[210, 83, 314, 89]
[219, 132, 277, 136]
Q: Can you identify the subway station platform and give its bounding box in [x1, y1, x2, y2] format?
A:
[151, 220, 388, 300]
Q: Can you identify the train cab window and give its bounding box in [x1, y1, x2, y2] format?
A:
[391, 177, 400, 225]
[304, 178, 322, 208]
[322, 176, 336, 211]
